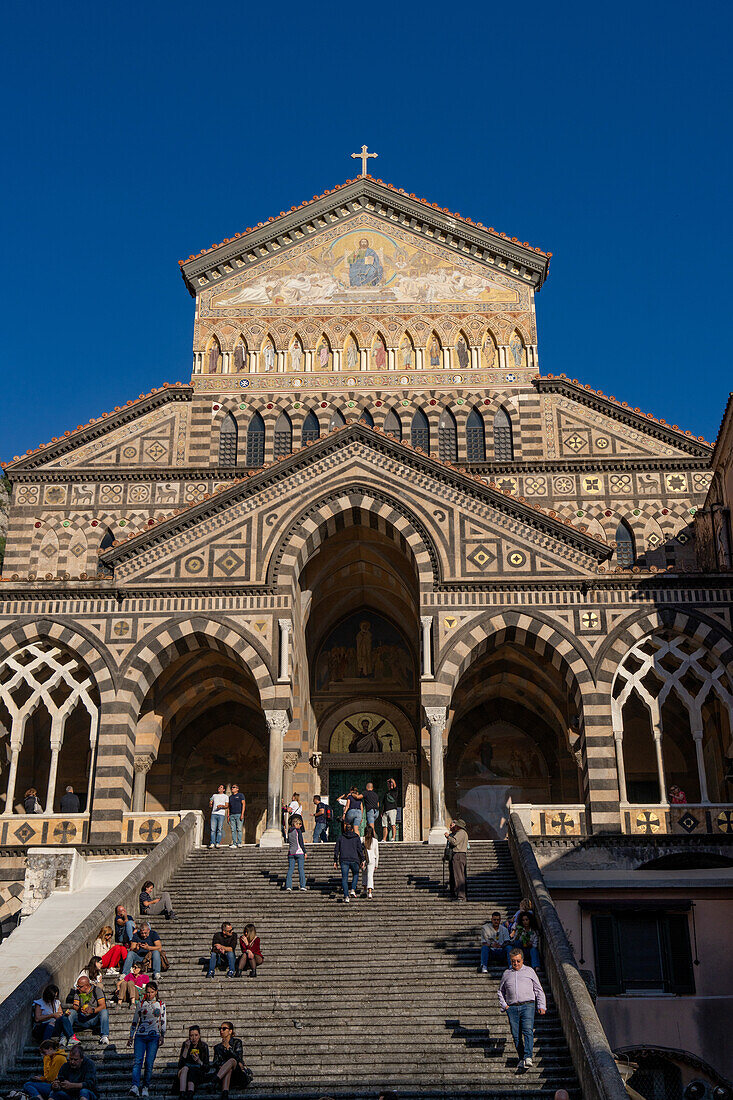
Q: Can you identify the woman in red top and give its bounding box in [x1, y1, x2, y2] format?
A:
[237, 923, 264, 978]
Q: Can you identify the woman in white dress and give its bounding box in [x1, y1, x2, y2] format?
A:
[363, 824, 379, 899]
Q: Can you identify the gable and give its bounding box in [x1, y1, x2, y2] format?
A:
[102, 429, 609, 587]
[203, 215, 526, 316]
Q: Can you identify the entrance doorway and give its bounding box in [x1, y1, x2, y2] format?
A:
[329, 767, 402, 839]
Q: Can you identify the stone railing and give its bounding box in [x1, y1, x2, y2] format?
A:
[511, 803, 587, 837]
[621, 802, 733, 836]
[122, 810, 204, 846]
[0, 813, 89, 847]
[508, 812, 628, 1100]
[0, 812, 201, 1072]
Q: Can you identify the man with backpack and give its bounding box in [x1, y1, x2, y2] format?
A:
[312, 795, 331, 843]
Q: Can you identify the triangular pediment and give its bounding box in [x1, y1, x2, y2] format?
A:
[101, 424, 610, 587]
[181, 177, 550, 300]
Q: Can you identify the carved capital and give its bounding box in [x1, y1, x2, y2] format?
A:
[283, 752, 300, 770]
[278, 618, 293, 634]
[425, 707, 448, 734]
[263, 710, 290, 737]
[420, 616, 433, 628]
[134, 753, 155, 774]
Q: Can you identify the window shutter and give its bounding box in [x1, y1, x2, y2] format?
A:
[592, 914, 622, 994]
[664, 914, 695, 994]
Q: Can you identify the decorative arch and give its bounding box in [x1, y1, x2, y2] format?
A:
[614, 518, 635, 567]
[597, 608, 733, 686]
[219, 411, 238, 467]
[493, 406, 514, 460]
[269, 490, 441, 591]
[329, 408, 346, 431]
[466, 406, 486, 462]
[0, 621, 115, 702]
[358, 407, 374, 428]
[411, 408, 430, 451]
[31, 527, 60, 578]
[273, 410, 293, 459]
[438, 407, 458, 462]
[302, 409, 320, 445]
[383, 407, 402, 441]
[246, 410, 266, 467]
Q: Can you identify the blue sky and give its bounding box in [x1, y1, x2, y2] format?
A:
[2, 0, 731, 460]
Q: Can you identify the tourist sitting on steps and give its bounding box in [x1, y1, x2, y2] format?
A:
[115, 904, 137, 946]
[31, 984, 74, 1046]
[498, 947, 546, 1074]
[508, 897, 533, 932]
[93, 924, 128, 973]
[237, 923, 264, 978]
[285, 814, 308, 891]
[128, 981, 166, 1098]
[75, 956, 104, 987]
[44, 1040, 98, 1099]
[67, 976, 110, 1047]
[177, 1025, 210, 1095]
[509, 912, 541, 970]
[334, 822, 366, 901]
[116, 960, 150, 1007]
[139, 879, 176, 921]
[207, 922, 237, 978]
[21, 1037, 68, 1098]
[478, 911, 512, 973]
[212, 1021, 252, 1098]
[123, 921, 163, 981]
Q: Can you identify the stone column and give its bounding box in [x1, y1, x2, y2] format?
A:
[692, 728, 709, 803]
[652, 722, 669, 806]
[45, 715, 65, 814]
[260, 710, 289, 847]
[282, 752, 300, 806]
[132, 753, 155, 812]
[3, 715, 25, 816]
[425, 707, 448, 844]
[420, 616, 433, 679]
[612, 722, 628, 804]
[278, 619, 292, 682]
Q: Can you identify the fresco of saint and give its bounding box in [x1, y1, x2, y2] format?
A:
[509, 334, 525, 368]
[429, 338, 441, 367]
[456, 336, 469, 370]
[346, 340, 358, 371]
[373, 339, 387, 370]
[348, 238, 383, 287]
[290, 343, 303, 372]
[262, 344, 275, 372]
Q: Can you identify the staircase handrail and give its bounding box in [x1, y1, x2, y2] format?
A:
[0, 811, 200, 1073]
[508, 812, 628, 1100]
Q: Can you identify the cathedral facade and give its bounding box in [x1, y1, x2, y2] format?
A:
[0, 175, 731, 871]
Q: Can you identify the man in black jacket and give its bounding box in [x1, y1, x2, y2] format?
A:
[334, 824, 365, 902]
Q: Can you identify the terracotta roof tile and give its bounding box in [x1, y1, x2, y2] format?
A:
[178, 176, 550, 266]
[2, 382, 189, 468]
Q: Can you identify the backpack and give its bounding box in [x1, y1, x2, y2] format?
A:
[323, 803, 333, 822]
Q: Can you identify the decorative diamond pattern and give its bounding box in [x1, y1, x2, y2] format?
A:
[467, 545, 495, 570]
[677, 811, 700, 834]
[216, 550, 245, 577]
[14, 822, 35, 844]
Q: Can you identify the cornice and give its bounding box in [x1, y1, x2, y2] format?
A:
[7, 455, 713, 485]
[535, 377, 712, 456]
[99, 424, 611, 566]
[4, 385, 193, 472]
[180, 178, 550, 297]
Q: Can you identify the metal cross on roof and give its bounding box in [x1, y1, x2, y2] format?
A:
[351, 144, 377, 177]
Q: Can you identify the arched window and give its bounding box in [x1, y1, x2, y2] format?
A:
[466, 407, 486, 462]
[615, 520, 636, 567]
[493, 407, 514, 460]
[359, 408, 374, 427]
[274, 411, 293, 459]
[411, 409, 430, 451]
[302, 410, 320, 445]
[246, 411, 265, 467]
[384, 408, 402, 441]
[438, 408, 458, 462]
[219, 412, 238, 466]
[99, 526, 115, 550]
[330, 409, 345, 430]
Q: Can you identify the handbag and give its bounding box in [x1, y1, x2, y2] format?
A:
[159, 950, 170, 972]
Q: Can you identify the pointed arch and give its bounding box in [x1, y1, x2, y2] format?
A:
[438, 407, 458, 462]
[455, 330, 471, 372]
[315, 334, 332, 371]
[508, 329, 527, 370]
[493, 406, 514, 460]
[398, 332, 415, 372]
[219, 411, 238, 467]
[371, 332, 388, 371]
[232, 336, 248, 373]
[482, 330, 498, 369]
[330, 408, 345, 431]
[343, 333, 359, 374]
[288, 335, 304, 374]
[261, 335, 276, 374]
[411, 408, 430, 451]
[206, 335, 222, 374]
[246, 411, 265, 467]
[302, 409, 320, 445]
[274, 410, 293, 459]
[359, 407, 374, 428]
[466, 405, 486, 462]
[615, 519, 636, 567]
[383, 407, 402, 441]
[99, 526, 115, 551]
[427, 331, 442, 369]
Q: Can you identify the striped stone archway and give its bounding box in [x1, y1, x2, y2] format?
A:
[430, 610, 621, 834]
[268, 489, 439, 591]
[597, 607, 733, 686]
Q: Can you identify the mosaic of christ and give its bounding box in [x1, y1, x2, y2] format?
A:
[209, 227, 518, 309]
[314, 611, 415, 692]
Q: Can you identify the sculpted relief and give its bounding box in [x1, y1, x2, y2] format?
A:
[207, 223, 521, 311]
[314, 611, 416, 693]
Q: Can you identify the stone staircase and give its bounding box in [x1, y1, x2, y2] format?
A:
[2, 841, 580, 1099]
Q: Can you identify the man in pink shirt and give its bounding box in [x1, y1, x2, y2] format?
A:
[497, 946, 546, 1073]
